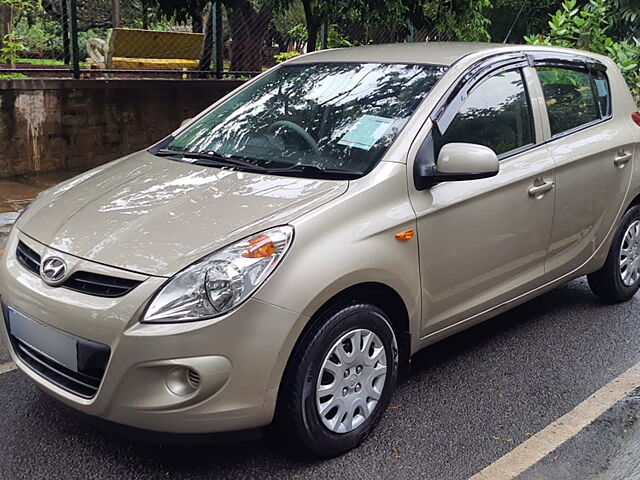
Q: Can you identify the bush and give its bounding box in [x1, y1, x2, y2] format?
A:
[274, 50, 301, 63]
[525, 0, 640, 100]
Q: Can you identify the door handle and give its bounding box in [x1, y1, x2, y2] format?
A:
[614, 152, 632, 167]
[528, 181, 554, 198]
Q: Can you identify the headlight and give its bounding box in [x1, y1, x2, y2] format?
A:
[143, 225, 294, 323]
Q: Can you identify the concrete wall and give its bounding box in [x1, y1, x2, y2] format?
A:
[0, 79, 245, 178]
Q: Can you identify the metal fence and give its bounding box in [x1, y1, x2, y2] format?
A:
[0, 0, 523, 80]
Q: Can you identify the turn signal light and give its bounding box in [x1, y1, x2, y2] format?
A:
[242, 234, 276, 258]
[632, 112, 640, 127]
[395, 229, 415, 241]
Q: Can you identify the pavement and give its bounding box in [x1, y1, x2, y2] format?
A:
[1, 172, 640, 479]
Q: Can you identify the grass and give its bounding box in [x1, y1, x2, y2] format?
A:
[0, 73, 28, 79]
[18, 58, 64, 65]
[18, 58, 87, 67]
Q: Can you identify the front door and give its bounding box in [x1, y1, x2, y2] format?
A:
[408, 67, 556, 336]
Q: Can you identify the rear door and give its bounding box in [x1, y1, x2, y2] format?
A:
[533, 56, 635, 277]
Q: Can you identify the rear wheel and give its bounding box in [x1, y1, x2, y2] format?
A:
[275, 303, 399, 458]
[588, 205, 640, 303]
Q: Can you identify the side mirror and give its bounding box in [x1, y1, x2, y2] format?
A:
[436, 143, 499, 179]
[181, 117, 193, 128]
[414, 142, 499, 189]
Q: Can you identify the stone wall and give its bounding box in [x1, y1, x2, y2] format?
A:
[0, 79, 245, 178]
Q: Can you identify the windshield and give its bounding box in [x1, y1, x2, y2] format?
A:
[163, 62, 446, 179]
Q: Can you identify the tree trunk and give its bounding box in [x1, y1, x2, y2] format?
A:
[306, 21, 319, 52]
[226, 2, 272, 72]
[112, 0, 121, 28]
[320, 16, 328, 50]
[192, 11, 203, 33]
[141, 2, 149, 29]
[199, 3, 213, 74]
[301, 0, 320, 53]
[1, 4, 13, 66]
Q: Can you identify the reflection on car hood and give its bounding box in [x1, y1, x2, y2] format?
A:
[19, 151, 348, 277]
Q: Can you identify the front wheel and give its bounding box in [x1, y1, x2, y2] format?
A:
[275, 304, 399, 458]
[588, 205, 640, 303]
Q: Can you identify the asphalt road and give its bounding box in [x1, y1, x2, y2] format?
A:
[1, 277, 640, 479]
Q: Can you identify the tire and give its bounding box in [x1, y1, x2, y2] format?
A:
[588, 205, 640, 303]
[274, 303, 399, 458]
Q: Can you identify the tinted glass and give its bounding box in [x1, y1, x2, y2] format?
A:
[167, 63, 445, 177]
[591, 69, 611, 118]
[537, 67, 600, 136]
[436, 69, 533, 157]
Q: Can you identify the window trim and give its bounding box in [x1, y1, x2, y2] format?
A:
[413, 64, 539, 189]
[434, 67, 537, 161]
[413, 50, 613, 190]
[431, 52, 530, 135]
[528, 52, 612, 142]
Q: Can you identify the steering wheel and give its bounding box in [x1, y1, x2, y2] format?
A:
[267, 120, 320, 153]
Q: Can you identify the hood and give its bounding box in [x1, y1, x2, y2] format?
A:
[19, 151, 348, 277]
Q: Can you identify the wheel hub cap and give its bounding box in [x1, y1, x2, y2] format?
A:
[620, 220, 640, 287]
[315, 328, 388, 434]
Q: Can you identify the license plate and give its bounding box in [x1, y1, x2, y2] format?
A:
[7, 307, 78, 372]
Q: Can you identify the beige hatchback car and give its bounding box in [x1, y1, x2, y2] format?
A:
[2, 43, 640, 457]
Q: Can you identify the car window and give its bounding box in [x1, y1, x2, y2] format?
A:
[537, 67, 601, 136]
[591, 69, 611, 118]
[166, 62, 446, 178]
[435, 69, 534, 157]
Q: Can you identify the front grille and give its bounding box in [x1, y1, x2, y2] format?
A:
[11, 337, 105, 399]
[15, 241, 141, 298]
[187, 369, 201, 389]
[64, 271, 141, 298]
[16, 241, 41, 275]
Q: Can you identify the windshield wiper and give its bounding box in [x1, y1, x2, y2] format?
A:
[269, 163, 362, 179]
[155, 149, 268, 171]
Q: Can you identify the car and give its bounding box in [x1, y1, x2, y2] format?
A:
[1, 42, 639, 458]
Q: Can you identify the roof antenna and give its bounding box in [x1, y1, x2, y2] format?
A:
[503, 0, 528, 44]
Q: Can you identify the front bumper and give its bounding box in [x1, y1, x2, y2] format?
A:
[0, 231, 307, 434]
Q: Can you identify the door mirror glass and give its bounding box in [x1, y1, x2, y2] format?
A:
[435, 142, 499, 179]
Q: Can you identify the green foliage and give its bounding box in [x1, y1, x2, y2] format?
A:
[0, 34, 28, 63]
[12, 16, 62, 59]
[525, 0, 640, 98]
[274, 50, 301, 63]
[283, 21, 352, 51]
[325, 25, 352, 48]
[605, 37, 640, 98]
[0, 72, 27, 78]
[422, 0, 493, 42]
[0, 0, 42, 65]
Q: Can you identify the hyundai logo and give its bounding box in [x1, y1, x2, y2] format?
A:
[40, 257, 68, 285]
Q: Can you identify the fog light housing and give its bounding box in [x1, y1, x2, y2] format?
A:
[166, 367, 200, 396]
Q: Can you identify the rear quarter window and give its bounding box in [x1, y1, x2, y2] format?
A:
[537, 66, 610, 136]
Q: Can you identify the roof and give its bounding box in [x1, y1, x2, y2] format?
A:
[286, 42, 608, 68]
[287, 42, 512, 67]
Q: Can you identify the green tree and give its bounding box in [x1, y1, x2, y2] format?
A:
[525, 0, 640, 99]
